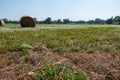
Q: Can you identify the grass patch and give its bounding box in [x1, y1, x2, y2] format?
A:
[53, 47, 67, 53]
[103, 45, 113, 53]
[33, 65, 87, 80]
[17, 64, 25, 70]
[70, 47, 80, 52]
[0, 54, 3, 65]
[110, 53, 116, 57]
[86, 49, 94, 54]
[0, 24, 120, 54]
[8, 58, 15, 65]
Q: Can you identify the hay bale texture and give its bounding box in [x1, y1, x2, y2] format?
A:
[0, 20, 5, 26]
[20, 16, 36, 27]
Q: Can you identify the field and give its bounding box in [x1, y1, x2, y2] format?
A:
[0, 24, 120, 80]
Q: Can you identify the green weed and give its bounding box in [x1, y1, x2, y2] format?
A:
[53, 47, 67, 53]
[8, 58, 15, 65]
[103, 46, 113, 53]
[33, 65, 87, 80]
[17, 64, 25, 70]
[86, 49, 94, 54]
[110, 53, 116, 57]
[24, 55, 30, 62]
[19, 43, 33, 55]
[0, 54, 3, 65]
[70, 47, 80, 52]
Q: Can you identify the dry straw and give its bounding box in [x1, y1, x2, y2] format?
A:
[0, 20, 5, 26]
[20, 16, 36, 27]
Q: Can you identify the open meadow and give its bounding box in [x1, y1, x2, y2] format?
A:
[0, 24, 120, 80]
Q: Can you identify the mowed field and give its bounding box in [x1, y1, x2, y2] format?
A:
[0, 24, 120, 80]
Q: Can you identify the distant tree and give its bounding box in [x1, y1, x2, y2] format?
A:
[87, 20, 94, 24]
[63, 19, 70, 24]
[52, 19, 62, 24]
[12, 21, 19, 24]
[44, 17, 52, 24]
[78, 20, 86, 24]
[38, 21, 44, 24]
[72, 20, 85, 24]
[94, 18, 105, 24]
[33, 18, 37, 23]
[113, 16, 120, 25]
[57, 19, 62, 24]
[2, 18, 9, 23]
[106, 17, 113, 24]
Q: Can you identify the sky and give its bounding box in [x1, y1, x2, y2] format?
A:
[0, 0, 120, 21]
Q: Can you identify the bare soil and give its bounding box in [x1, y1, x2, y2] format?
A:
[0, 50, 120, 80]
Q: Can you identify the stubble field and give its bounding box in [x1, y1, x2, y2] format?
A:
[0, 24, 120, 80]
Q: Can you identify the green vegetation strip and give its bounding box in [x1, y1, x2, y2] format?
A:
[0, 24, 120, 55]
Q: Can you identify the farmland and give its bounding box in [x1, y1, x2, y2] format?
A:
[0, 24, 120, 80]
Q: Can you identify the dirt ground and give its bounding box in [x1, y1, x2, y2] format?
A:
[0, 50, 120, 80]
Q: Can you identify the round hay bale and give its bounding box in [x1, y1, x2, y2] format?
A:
[0, 20, 5, 26]
[20, 16, 36, 27]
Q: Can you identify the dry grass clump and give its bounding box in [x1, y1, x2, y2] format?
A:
[0, 20, 5, 26]
[20, 16, 36, 27]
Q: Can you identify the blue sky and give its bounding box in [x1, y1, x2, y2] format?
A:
[0, 0, 120, 21]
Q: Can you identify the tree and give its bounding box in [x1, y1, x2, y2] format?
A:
[87, 20, 94, 24]
[44, 17, 52, 24]
[2, 18, 9, 23]
[52, 19, 62, 24]
[106, 17, 113, 24]
[113, 16, 120, 25]
[33, 18, 37, 23]
[63, 19, 70, 24]
[94, 18, 105, 24]
[57, 19, 62, 24]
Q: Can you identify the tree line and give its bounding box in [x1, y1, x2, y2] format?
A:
[2, 16, 120, 25]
